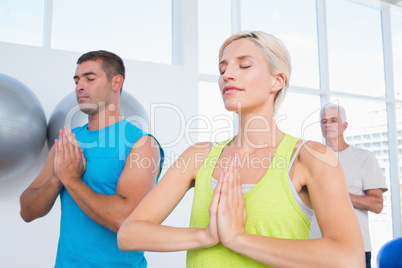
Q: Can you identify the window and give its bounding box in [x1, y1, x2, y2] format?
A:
[397, 103, 402, 232]
[326, 0, 385, 97]
[0, 0, 44, 46]
[392, 13, 402, 100]
[198, 0, 231, 75]
[241, 0, 319, 89]
[276, 92, 321, 142]
[51, 0, 172, 64]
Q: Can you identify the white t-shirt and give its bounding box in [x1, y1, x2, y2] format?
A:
[338, 145, 387, 251]
[310, 145, 388, 251]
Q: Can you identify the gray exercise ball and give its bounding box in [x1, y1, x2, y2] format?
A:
[47, 91, 150, 148]
[0, 73, 47, 181]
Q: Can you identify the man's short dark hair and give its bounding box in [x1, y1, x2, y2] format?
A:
[77, 50, 125, 91]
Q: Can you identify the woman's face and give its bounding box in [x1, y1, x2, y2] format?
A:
[218, 38, 280, 114]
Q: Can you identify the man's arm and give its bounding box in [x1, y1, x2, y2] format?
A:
[20, 146, 63, 222]
[55, 128, 161, 233]
[349, 188, 384, 214]
[349, 151, 386, 214]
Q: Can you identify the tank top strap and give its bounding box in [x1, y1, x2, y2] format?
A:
[196, 137, 235, 181]
[271, 134, 300, 170]
[288, 139, 308, 170]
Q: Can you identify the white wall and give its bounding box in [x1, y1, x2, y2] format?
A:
[0, 38, 198, 267]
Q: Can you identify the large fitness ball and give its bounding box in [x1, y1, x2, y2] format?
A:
[0, 74, 47, 181]
[47, 91, 150, 148]
[377, 238, 402, 268]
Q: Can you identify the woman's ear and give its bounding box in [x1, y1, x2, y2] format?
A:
[271, 73, 286, 94]
[111, 75, 124, 92]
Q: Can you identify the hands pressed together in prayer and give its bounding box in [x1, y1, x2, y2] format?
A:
[53, 127, 86, 186]
[206, 156, 247, 248]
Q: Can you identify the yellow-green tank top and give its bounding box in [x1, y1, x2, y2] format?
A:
[187, 134, 311, 268]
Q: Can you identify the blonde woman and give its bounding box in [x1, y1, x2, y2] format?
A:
[117, 31, 364, 267]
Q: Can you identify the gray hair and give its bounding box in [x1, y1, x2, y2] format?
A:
[320, 103, 347, 123]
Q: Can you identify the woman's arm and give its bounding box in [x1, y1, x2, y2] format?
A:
[216, 142, 365, 268]
[117, 142, 220, 252]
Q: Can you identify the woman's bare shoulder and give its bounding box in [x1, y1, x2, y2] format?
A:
[183, 141, 214, 156]
[298, 141, 338, 168]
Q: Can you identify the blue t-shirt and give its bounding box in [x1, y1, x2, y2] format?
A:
[55, 120, 164, 267]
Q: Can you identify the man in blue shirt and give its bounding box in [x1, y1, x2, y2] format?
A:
[20, 50, 164, 267]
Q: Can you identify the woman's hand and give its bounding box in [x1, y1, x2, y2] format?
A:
[216, 157, 247, 248]
[205, 171, 224, 247]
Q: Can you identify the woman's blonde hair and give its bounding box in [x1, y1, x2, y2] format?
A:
[219, 31, 291, 113]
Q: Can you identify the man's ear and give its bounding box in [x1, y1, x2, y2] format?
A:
[271, 73, 286, 94]
[111, 75, 124, 92]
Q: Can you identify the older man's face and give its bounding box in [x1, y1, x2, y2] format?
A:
[320, 108, 347, 140]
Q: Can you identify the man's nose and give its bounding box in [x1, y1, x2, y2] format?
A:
[75, 82, 84, 91]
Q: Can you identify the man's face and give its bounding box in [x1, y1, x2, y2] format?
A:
[73, 60, 112, 115]
[320, 108, 347, 140]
